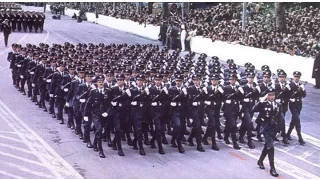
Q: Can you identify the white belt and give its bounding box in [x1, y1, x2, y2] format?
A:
[30, 72, 34, 75]
[151, 102, 162, 106]
[192, 101, 201, 106]
[243, 98, 253, 103]
[290, 98, 300, 102]
[225, 100, 238, 104]
[17, 64, 21, 67]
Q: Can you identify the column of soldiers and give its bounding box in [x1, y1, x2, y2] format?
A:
[7, 42, 307, 177]
[0, 9, 45, 33]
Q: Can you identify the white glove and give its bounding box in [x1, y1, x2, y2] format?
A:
[102, 112, 108, 117]
[49, 94, 54, 98]
[32, 83, 35, 87]
[79, 99, 86, 103]
[204, 101, 211, 105]
[259, 94, 268, 102]
[83, 116, 88, 122]
[65, 102, 69, 107]
[170, 102, 177, 107]
[144, 87, 150, 95]
[131, 101, 137, 106]
[151, 102, 157, 106]
[202, 87, 208, 94]
[30, 72, 34, 75]
[218, 86, 224, 93]
[20, 75, 24, 79]
[192, 102, 198, 106]
[111, 102, 117, 106]
[299, 84, 305, 91]
[162, 86, 168, 95]
[46, 79, 51, 83]
[63, 88, 69, 92]
[125, 89, 131, 97]
[276, 99, 281, 103]
[131, 81, 137, 87]
[182, 87, 187, 95]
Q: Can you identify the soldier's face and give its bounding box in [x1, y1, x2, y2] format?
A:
[155, 79, 162, 86]
[124, 74, 131, 80]
[78, 72, 85, 78]
[137, 79, 143, 87]
[60, 66, 65, 71]
[175, 80, 182, 87]
[247, 77, 254, 83]
[97, 80, 104, 88]
[230, 79, 236, 85]
[51, 62, 57, 67]
[278, 76, 286, 83]
[294, 76, 300, 83]
[211, 79, 218, 86]
[263, 76, 270, 83]
[267, 93, 275, 102]
[69, 69, 76, 74]
[86, 76, 93, 83]
[117, 79, 124, 86]
[106, 74, 112, 82]
[193, 79, 200, 86]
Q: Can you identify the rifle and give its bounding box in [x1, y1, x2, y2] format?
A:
[290, 81, 308, 98]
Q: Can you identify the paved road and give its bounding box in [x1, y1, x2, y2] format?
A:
[0, 6, 319, 179]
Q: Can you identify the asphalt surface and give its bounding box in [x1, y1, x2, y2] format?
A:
[0, 6, 319, 179]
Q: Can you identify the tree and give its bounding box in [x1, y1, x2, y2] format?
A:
[162, 2, 169, 19]
[275, 2, 286, 32]
[148, 2, 154, 15]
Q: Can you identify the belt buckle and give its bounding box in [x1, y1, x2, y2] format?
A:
[119, 103, 122, 107]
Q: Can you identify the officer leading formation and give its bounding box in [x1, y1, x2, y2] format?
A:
[7, 42, 308, 177]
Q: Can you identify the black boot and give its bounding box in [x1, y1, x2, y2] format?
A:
[232, 134, 241, 150]
[196, 141, 205, 152]
[98, 140, 105, 158]
[297, 128, 306, 146]
[93, 138, 99, 152]
[150, 137, 156, 149]
[257, 134, 264, 142]
[157, 137, 165, 154]
[167, 125, 172, 136]
[87, 140, 94, 148]
[132, 138, 138, 150]
[257, 146, 268, 169]
[162, 133, 168, 145]
[143, 133, 150, 145]
[139, 141, 146, 156]
[247, 139, 255, 149]
[286, 123, 294, 140]
[171, 137, 177, 148]
[202, 131, 209, 145]
[268, 147, 279, 177]
[239, 136, 245, 144]
[177, 140, 185, 153]
[211, 137, 219, 151]
[282, 136, 289, 145]
[126, 133, 133, 146]
[112, 138, 117, 151]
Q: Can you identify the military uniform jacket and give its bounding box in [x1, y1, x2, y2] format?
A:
[148, 85, 169, 106]
[67, 78, 85, 106]
[187, 85, 206, 107]
[168, 86, 188, 108]
[61, 73, 76, 99]
[222, 85, 244, 113]
[253, 101, 281, 127]
[110, 85, 130, 107]
[84, 88, 112, 118]
[259, 81, 273, 97]
[274, 82, 290, 104]
[127, 86, 149, 108]
[32, 63, 47, 86]
[203, 85, 224, 106]
[241, 82, 261, 107]
[288, 81, 307, 103]
[78, 82, 94, 112]
[50, 70, 67, 96]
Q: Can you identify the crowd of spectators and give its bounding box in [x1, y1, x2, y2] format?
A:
[51, 2, 320, 58]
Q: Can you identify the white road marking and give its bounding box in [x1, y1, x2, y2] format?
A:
[0, 100, 84, 179]
[43, 29, 50, 43]
[222, 143, 320, 179]
[0, 150, 46, 167]
[0, 169, 25, 179]
[0, 142, 34, 155]
[3, 162, 55, 179]
[0, 34, 28, 56]
[0, 134, 24, 144]
[0, 130, 17, 134]
[45, 28, 75, 44]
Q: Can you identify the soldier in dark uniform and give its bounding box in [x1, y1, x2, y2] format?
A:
[238, 72, 260, 149]
[202, 74, 223, 151]
[286, 71, 307, 145]
[84, 75, 112, 158]
[2, 19, 11, 47]
[45, 58, 57, 116]
[22, 12, 28, 32]
[18, 48, 28, 95]
[254, 89, 280, 177]
[11, 11, 17, 32]
[32, 55, 48, 110]
[79, 70, 95, 141]
[187, 74, 206, 152]
[168, 74, 187, 153]
[222, 73, 243, 150]
[158, 21, 168, 46]
[62, 65, 77, 129]
[148, 74, 168, 154]
[66, 67, 86, 131]
[28, 53, 40, 103]
[125, 74, 148, 155]
[274, 71, 290, 145]
[27, 11, 33, 32]
[17, 11, 23, 32]
[39, 12, 45, 33]
[8, 44, 18, 87]
[312, 53, 320, 88]
[110, 74, 128, 156]
[50, 61, 67, 123]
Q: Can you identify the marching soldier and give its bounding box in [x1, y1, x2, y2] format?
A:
[125, 74, 148, 155]
[148, 74, 169, 154]
[238, 72, 260, 149]
[168, 74, 187, 153]
[222, 73, 243, 150]
[84, 75, 112, 158]
[202, 74, 223, 151]
[2, 19, 11, 47]
[254, 88, 280, 177]
[45, 58, 57, 116]
[187, 74, 206, 152]
[274, 71, 290, 145]
[286, 71, 307, 145]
